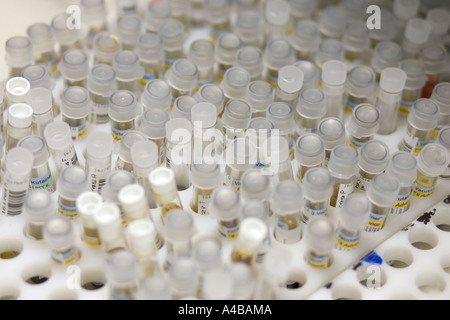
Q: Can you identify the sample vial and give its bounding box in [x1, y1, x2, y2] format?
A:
[231, 217, 268, 267]
[266, 102, 296, 157]
[355, 140, 390, 192]
[24, 190, 55, 241]
[436, 127, 450, 179]
[318, 4, 348, 40]
[347, 104, 380, 150]
[274, 65, 304, 109]
[107, 250, 139, 300]
[314, 39, 344, 74]
[302, 167, 333, 223]
[345, 65, 376, 114]
[294, 60, 320, 90]
[420, 44, 448, 99]
[386, 152, 418, 215]
[246, 117, 275, 168]
[224, 138, 257, 191]
[263, 136, 294, 182]
[375, 68, 407, 135]
[5, 103, 33, 153]
[25, 88, 53, 138]
[5, 77, 31, 109]
[137, 33, 165, 87]
[304, 217, 334, 268]
[317, 117, 347, 167]
[164, 209, 195, 269]
[188, 39, 215, 88]
[118, 184, 152, 223]
[139, 108, 170, 166]
[101, 170, 137, 219]
[216, 33, 243, 81]
[76, 191, 103, 246]
[87, 64, 117, 124]
[59, 49, 90, 90]
[1, 147, 33, 216]
[57, 166, 90, 218]
[290, 19, 321, 61]
[401, 18, 432, 59]
[137, 274, 172, 300]
[398, 60, 427, 115]
[426, 8, 450, 44]
[113, 50, 144, 96]
[220, 67, 251, 107]
[393, 0, 420, 33]
[194, 84, 226, 117]
[108, 90, 140, 141]
[321, 60, 347, 121]
[169, 257, 200, 300]
[5, 36, 34, 78]
[18, 136, 54, 193]
[191, 163, 221, 215]
[149, 167, 184, 222]
[414, 143, 450, 198]
[264, 39, 295, 87]
[294, 133, 325, 182]
[43, 217, 80, 265]
[44, 121, 79, 174]
[94, 202, 127, 252]
[205, 0, 231, 42]
[173, 96, 197, 120]
[371, 41, 404, 83]
[116, 13, 142, 51]
[165, 59, 198, 102]
[210, 186, 241, 239]
[51, 12, 82, 57]
[263, 0, 291, 44]
[335, 193, 371, 251]
[365, 173, 400, 233]
[159, 19, 186, 70]
[430, 83, 450, 138]
[245, 81, 274, 118]
[235, 10, 264, 48]
[222, 100, 253, 149]
[236, 47, 264, 82]
[80, 0, 108, 46]
[240, 169, 272, 208]
[85, 132, 114, 194]
[141, 80, 172, 111]
[342, 20, 370, 65]
[191, 102, 219, 164]
[145, 0, 172, 34]
[400, 99, 440, 155]
[328, 145, 359, 209]
[114, 130, 147, 172]
[93, 32, 122, 66]
[26, 23, 57, 75]
[61, 87, 90, 140]
[271, 180, 303, 244]
[295, 88, 327, 137]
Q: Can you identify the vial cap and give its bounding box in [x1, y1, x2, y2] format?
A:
[404, 18, 432, 45]
[164, 209, 195, 242]
[167, 59, 198, 91]
[8, 103, 33, 129]
[108, 90, 139, 122]
[25, 87, 53, 115]
[248, 117, 274, 135]
[369, 9, 398, 43]
[431, 83, 450, 116]
[216, 33, 242, 64]
[379, 68, 407, 94]
[59, 49, 89, 81]
[61, 86, 91, 118]
[293, 19, 320, 45]
[93, 32, 122, 64]
[408, 99, 440, 130]
[238, 217, 268, 252]
[265, 39, 294, 69]
[317, 117, 347, 150]
[94, 203, 123, 242]
[420, 45, 447, 75]
[195, 84, 225, 116]
[166, 118, 193, 145]
[278, 65, 304, 94]
[159, 19, 185, 45]
[297, 88, 327, 119]
[315, 39, 344, 68]
[387, 152, 418, 186]
[240, 169, 271, 201]
[328, 145, 359, 179]
[76, 191, 104, 227]
[359, 140, 390, 174]
[145, 1, 172, 32]
[173, 96, 197, 120]
[191, 103, 217, 129]
[118, 184, 149, 219]
[17, 136, 50, 167]
[347, 65, 376, 96]
[101, 171, 137, 204]
[437, 126, 450, 150]
[319, 4, 348, 38]
[265, 0, 290, 26]
[241, 201, 269, 224]
[210, 186, 241, 220]
[5, 36, 33, 68]
[193, 237, 222, 271]
[203, 268, 234, 300]
[417, 143, 450, 177]
[6, 147, 33, 177]
[271, 180, 303, 214]
[322, 60, 347, 86]
[263, 135, 290, 165]
[340, 193, 371, 230]
[399, 60, 427, 90]
[348, 103, 380, 138]
[130, 140, 159, 173]
[26, 22, 54, 53]
[44, 121, 73, 151]
[190, 163, 221, 189]
[115, 131, 147, 163]
[6, 77, 31, 104]
[302, 167, 334, 201]
[140, 108, 170, 139]
[394, 0, 420, 20]
[87, 64, 116, 95]
[86, 131, 114, 161]
[266, 102, 295, 132]
[113, 50, 143, 81]
[142, 79, 172, 110]
[427, 8, 450, 37]
[24, 190, 54, 223]
[22, 64, 54, 90]
[57, 166, 89, 200]
[367, 173, 400, 207]
[138, 275, 171, 300]
[294, 61, 320, 89]
[236, 10, 262, 32]
[189, 39, 215, 67]
[137, 33, 164, 62]
[44, 217, 75, 250]
[290, 0, 317, 18]
[107, 250, 139, 284]
[236, 47, 264, 79]
[295, 133, 325, 167]
[305, 217, 334, 255]
[149, 167, 177, 196]
[246, 81, 274, 113]
[168, 257, 200, 292]
[126, 219, 157, 257]
[222, 99, 252, 130]
[221, 67, 251, 98]
[117, 13, 142, 45]
[372, 41, 403, 73]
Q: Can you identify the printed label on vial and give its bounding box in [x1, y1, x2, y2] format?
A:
[365, 213, 387, 233]
[30, 172, 54, 192]
[335, 229, 361, 251]
[355, 173, 371, 191]
[336, 182, 355, 209]
[305, 252, 330, 268]
[55, 148, 79, 170]
[400, 100, 414, 114]
[346, 100, 359, 113]
[140, 73, 156, 87]
[197, 194, 211, 216]
[219, 224, 239, 239]
[303, 206, 328, 218]
[70, 122, 87, 139]
[52, 247, 79, 265]
[414, 184, 435, 198]
[391, 193, 411, 214]
[89, 166, 110, 193]
[348, 136, 366, 150]
[58, 200, 78, 218]
[111, 126, 135, 141]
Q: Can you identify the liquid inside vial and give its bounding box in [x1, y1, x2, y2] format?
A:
[414, 171, 438, 198]
[274, 213, 302, 244]
[391, 185, 413, 215]
[365, 203, 390, 233]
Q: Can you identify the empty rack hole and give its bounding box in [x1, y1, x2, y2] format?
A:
[383, 246, 414, 269]
[440, 255, 450, 274]
[48, 288, 78, 300]
[0, 283, 20, 300]
[408, 227, 439, 250]
[81, 268, 107, 291]
[356, 265, 387, 289]
[432, 210, 450, 232]
[331, 285, 362, 300]
[0, 237, 23, 260]
[415, 273, 446, 294]
[284, 269, 307, 290]
[21, 263, 51, 285]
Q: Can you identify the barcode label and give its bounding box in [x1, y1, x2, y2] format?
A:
[55, 147, 79, 171]
[1, 175, 29, 216]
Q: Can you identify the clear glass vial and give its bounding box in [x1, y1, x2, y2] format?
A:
[302, 167, 333, 224]
[231, 217, 268, 267]
[294, 133, 325, 183]
[114, 130, 147, 172]
[139, 108, 170, 166]
[274, 65, 304, 109]
[345, 65, 376, 114]
[317, 117, 347, 167]
[245, 81, 274, 118]
[101, 170, 137, 216]
[191, 163, 221, 215]
[24, 190, 56, 241]
[355, 140, 390, 192]
[108, 90, 140, 141]
[118, 184, 151, 223]
[5, 103, 33, 153]
[215, 33, 242, 81]
[209, 186, 241, 239]
[85, 132, 114, 194]
[304, 217, 334, 268]
[430, 83, 450, 138]
[398, 60, 427, 115]
[164, 209, 195, 269]
[59, 49, 90, 89]
[87, 64, 117, 124]
[44, 121, 79, 174]
[61, 86, 90, 140]
[94, 202, 127, 253]
[321, 60, 348, 121]
[165, 59, 198, 102]
[44, 217, 80, 265]
[264, 39, 295, 87]
[57, 166, 90, 219]
[236, 46, 264, 82]
[295, 88, 327, 137]
[5, 36, 34, 78]
[76, 191, 103, 246]
[107, 250, 139, 300]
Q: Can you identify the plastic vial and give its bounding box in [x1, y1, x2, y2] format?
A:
[87, 64, 117, 124]
[317, 117, 347, 167]
[369, 9, 398, 50]
[335, 193, 371, 251]
[371, 41, 403, 84]
[355, 140, 390, 192]
[205, 0, 231, 42]
[221, 67, 251, 107]
[215, 33, 242, 81]
[345, 66, 376, 114]
[61, 87, 90, 140]
[235, 10, 264, 48]
[302, 167, 333, 223]
[210, 186, 241, 239]
[246, 118, 275, 168]
[191, 163, 221, 215]
[274, 65, 304, 109]
[169, 257, 200, 300]
[398, 60, 427, 115]
[165, 59, 198, 103]
[93, 32, 122, 66]
[318, 4, 348, 40]
[114, 130, 147, 172]
[5, 103, 33, 153]
[51, 12, 82, 57]
[347, 104, 380, 150]
[426, 8, 450, 44]
[267, 102, 296, 157]
[101, 170, 137, 216]
[240, 169, 272, 207]
[225, 138, 257, 191]
[235, 47, 264, 82]
[57, 166, 89, 218]
[44, 121, 79, 174]
[400, 99, 440, 155]
[401, 18, 432, 59]
[5, 36, 34, 78]
[295, 88, 327, 137]
[26, 23, 57, 75]
[194, 84, 226, 117]
[271, 180, 303, 244]
[328, 145, 359, 209]
[108, 90, 140, 141]
[294, 133, 325, 182]
[191, 102, 219, 164]
[149, 167, 184, 222]
[59, 49, 90, 90]
[18, 136, 54, 193]
[137, 274, 172, 300]
[140, 109, 170, 166]
[76, 191, 103, 246]
[159, 19, 186, 70]
[145, 0, 172, 34]
[84, 132, 113, 194]
[188, 39, 216, 88]
[107, 250, 139, 300]
[290, 20, 321, 61]
[264, 39, 295, 87]
[113, 50, 144, 96]
[263, 0, 291, 44]
[375, 68, 408, 135]
[25, 88, 53, 138]
[94, 202, 126, 253]
[116, 13, 142, 51]
[437, 127, 450, 179]
[343, 20, 370, 65]
[24, 190, 55, 241]
[314, 39, 345, 74]
[81, 0, 108, 46]
[294, 60, 320, 90]
[1, 147, 33, 216]
[202, 267, 234, 300]
[430, 83, 450, 138]
[420, 44, 448, 99]
[222, 99, 252, 149]
[44, 217, 80, 265]
[5, 77, 31, 109]
[393, 0, 420, 33]
[164, 209, 195, 269]
[304, 217, 334, 268]
[141, 80, 172, 111]
[173, 96, 197, 120]
[265, 136, 294, 182]
[137, 33, 165, 87]
[245, 81, 274, 118]
[321, 60, 347, 121]
[414, 143, 450, 198]
[118, 184, 152, 225]
[231, 217, 268, 267]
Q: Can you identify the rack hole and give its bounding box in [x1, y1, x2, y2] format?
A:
[432, 211, 450, 232]
[0, 238, 23, 260]
[440, 255, 450, 274]
[284, 269, 307, 290]
[81, 268, 106, 291]
[21, 263, 51, 285]
[356, 265, 387, 289]
[331, 285, 362, 300]
[383, 246, 413, 269]
[408, 228, 438, 250]
[416, 273, 446, 294]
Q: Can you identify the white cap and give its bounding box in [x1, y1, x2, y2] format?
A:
[140, 108, 170, 139]
[194, 84, 225, 116]
[404, 18, 432, 45]
[6, 147, 34, 177]
[130, 140, 159, 175]
[193, 236, 222, 271]
[61, 86, 91, 119]
[6, 77, 31, 105]
[108, 90, 140, 122]
[189, 39, 215, 68]
[190, 163, 221, 189]
[237, 217, 268, 253]
[173, 96, 197, 120]
[86, 131, 114, 161]
[265, 0, 290, 26]
[126, 219, 158, 257]
[221, 67, 251, 98]
[25, 87, 52, 115]
[22, 64, 54, 90]
[57, 166, 90, 200]
[117, 13, 142, 47]
[297, 88, 327, 119]
[317, 117, 347, 151]
[328, 145, 359, 179]
[246, 81, 274, 113]
[379, 68, 407, 94]
[367, 173, 400, 207]
[294, 133, 325, 167]
[431, 83, 450, 116]
[76, 191, 104, 228]
[118, 184, 149, 221]
[322, 60, 347, 86]
[166, 59, 198, 92]
[94, 202, 123, 243]
[408, 99, 440, 131]
[271, 180, 303, 214]
[93, 32, 122, 65]
[8, 103, 33, 129]
[240, 169, 271, 201]
[236, 47, 264, 80]
[24, 190, 55, 224]
[137, 274, 172, 300]
[44, 121, 73, 151]
[216, 33, 242, 65]
[359, 140, 390, 174]
[5, 36, 33, 69]
[27, 22, 54, 54]
[149, 167, 177, 196]
[277, 65, 304, 94]
[191, 103, 217, 129]
[113, 50, 144, 81]
[210, 186, 241, 220]
[17, 135, 50, 167]
[265, 39, 295, 69]
[394, 0, 420, 20]
[87, 64, 116, 95]
[115, 131, 147, 164]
